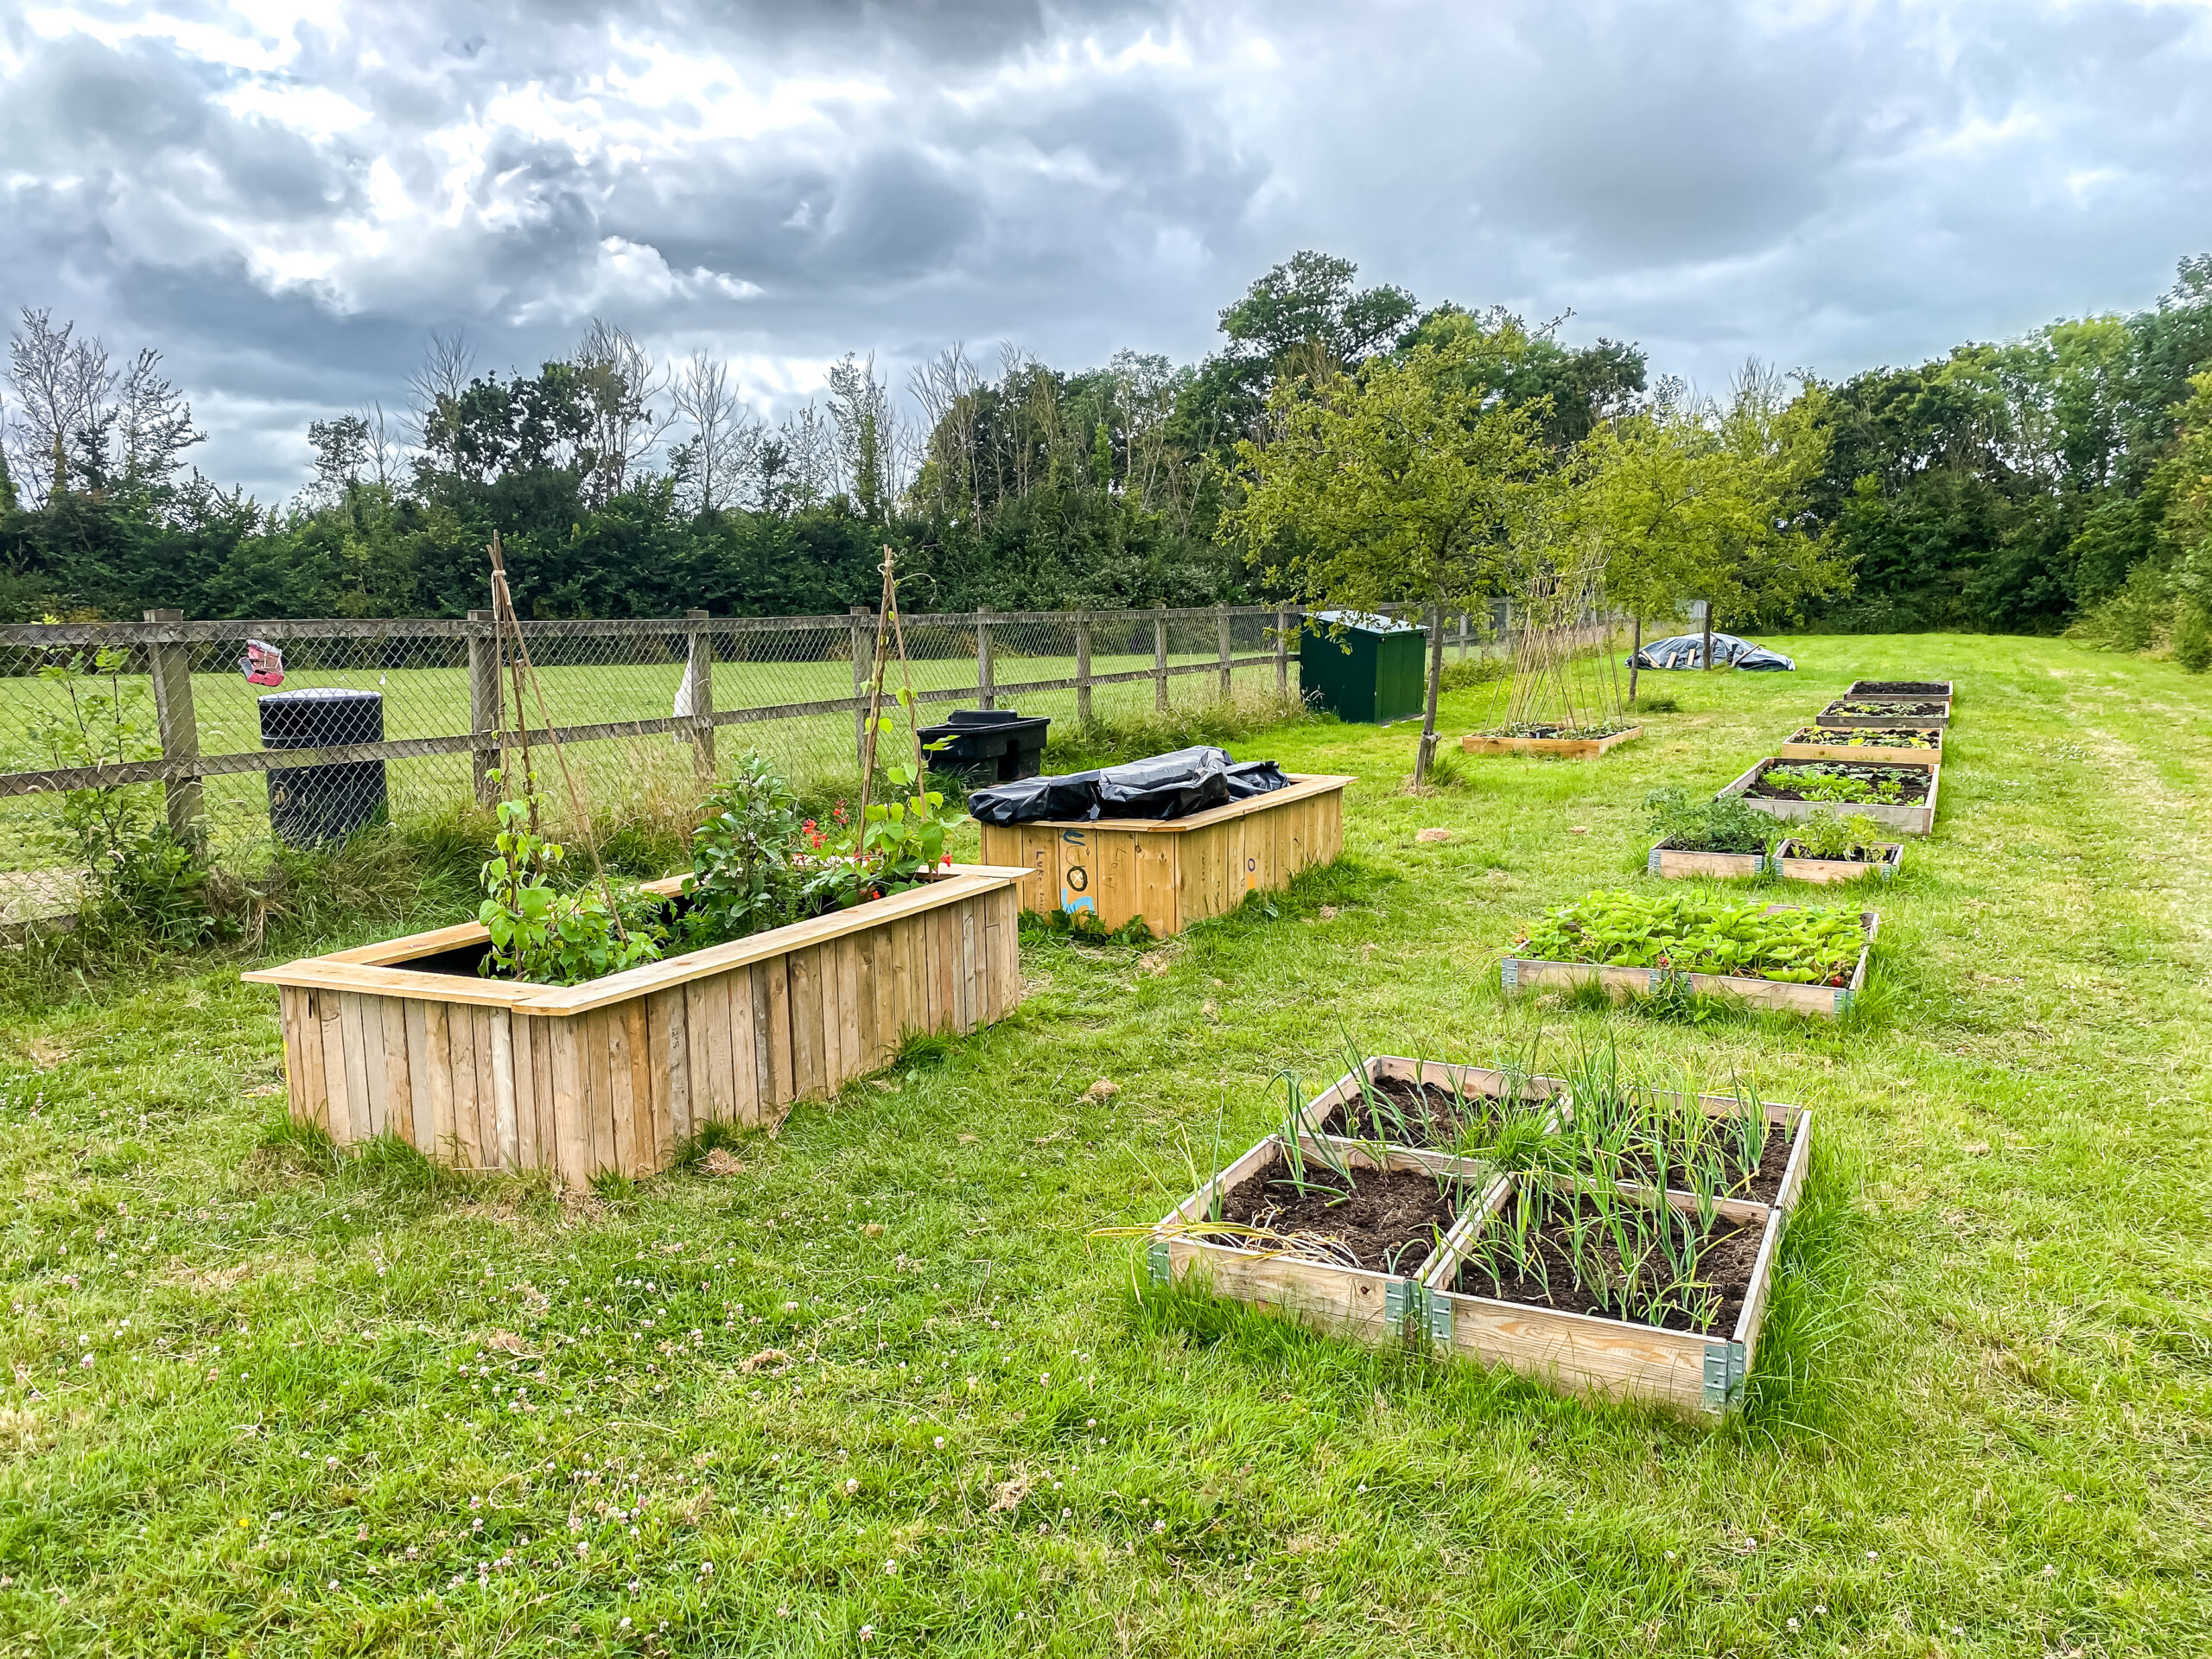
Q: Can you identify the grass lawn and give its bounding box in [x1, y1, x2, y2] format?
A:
[1, 631, 2207, 1656]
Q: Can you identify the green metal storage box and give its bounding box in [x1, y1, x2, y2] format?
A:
[1299, 611, 1428, 723]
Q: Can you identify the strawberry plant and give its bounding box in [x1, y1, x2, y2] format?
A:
[1516, 890, 1866, 984]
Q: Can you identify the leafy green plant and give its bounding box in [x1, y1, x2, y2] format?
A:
[1515, 889, 1866, 984]
[1785, 726, 1936, 749]
[17, 645, 220, 944]
[1758, 763, 1915, 805]
[678, 753, 810, 945]
[1642, 786, 1775, 855]
[1788, 809, 1888, 861]
[477, 772, 664, 986]
[836, 760, 963, 905]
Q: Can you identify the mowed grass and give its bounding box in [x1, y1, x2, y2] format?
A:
[1, 632, 2208, 1656]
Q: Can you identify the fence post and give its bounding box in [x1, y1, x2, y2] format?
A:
[1074, 611, 1093, 726]
[1216, 607, 1233, 699]
[849, 606, 870, 763]
[1274, 605, 1289, 696]
[685, 609, 715, 779]
[467, 608, 501, 805]
[143, 609, 203, 846]
[1153, 603, 1169, 712]
[976, 612, 995, 711]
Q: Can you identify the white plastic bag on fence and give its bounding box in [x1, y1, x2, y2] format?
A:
[672, 655, 699, 745]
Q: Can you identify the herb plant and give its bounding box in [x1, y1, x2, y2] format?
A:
[477, 772, 664, 985]
[1515, 889, 1866, 983]
[1642, 786, 1775, 855]
[1788, 808, 1887, 861]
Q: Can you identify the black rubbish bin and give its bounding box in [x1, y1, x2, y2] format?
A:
[916, 709, 1052, 787]
[260, 688, 389, 846]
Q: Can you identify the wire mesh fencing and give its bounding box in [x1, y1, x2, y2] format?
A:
[0, 605, 1337, 872]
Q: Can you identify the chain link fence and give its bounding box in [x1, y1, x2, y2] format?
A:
[5, 605, 1443, 874]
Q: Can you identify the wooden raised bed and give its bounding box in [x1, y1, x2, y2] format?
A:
[1719, 758, 1939, 836]
[1847, 678, 1952, 702]
[1777, 728, 1941, 766]
[1646, 842, 1765, 880]
[1461, 725, 1643, 760]
[1771, 839, 1904, 885]
[1815, 699, 1951, 731]
[980, 773, 1351, 938]
[1501, 909, 1878, 1019]
[1420, 1175, 1787, 1415]
[1146, 1129, 1497, 1350]
[242, 865, 1029, 1187]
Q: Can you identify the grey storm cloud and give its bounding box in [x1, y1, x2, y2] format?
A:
[0, 0, 2206, 499]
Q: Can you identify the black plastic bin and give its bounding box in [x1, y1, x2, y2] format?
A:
[916, 709, 1052, 786]
[260, 688, 389, 846]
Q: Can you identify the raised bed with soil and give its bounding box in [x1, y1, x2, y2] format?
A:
[1719, 758, 1939, 835]
[1419, 1174, 1785, 1415]
[1147, 1132, 1497, 1349]
[1847, 678, 1953, 702]
[1770, 838, 1904, 885]
[1815, 698, 1952, 731]
[1503, 897, 1878, 1019]
[1777, 727, 1942, 766]
[981, 773, 1350, 938]
[243, 864, 1029, 1187]
[1461, 724, 1643, 760]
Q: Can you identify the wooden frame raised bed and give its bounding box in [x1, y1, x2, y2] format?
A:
[1770, 839, 1904, 885]
[242, 865, 1030, 1187]
[1419, 1174, 1788, 1415]
[1460, 725, 1643, 760]
[1777, 728, 1941, 766]
[1501, 908, 1878, 1019]
[1815, 698, 1951, 731]
[1719, 758, 1939, 836]
[1847, 678, 1953, 702]
[980, 773, 1351, 938]
[1646, 842, 1765, 880]
[1147, 1129, 1498, 1350]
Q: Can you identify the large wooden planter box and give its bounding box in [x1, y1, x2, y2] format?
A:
[1777, 728, 1941, 766]
[1461, 725, 1643, 760]
[1719, 758, 1939, 836]
[242, 866, 1030, 1187]
[1771, 839, 1904, 885]
[1501, 910, 1878, 1019]
[1646, 842, 1765, 880]
[1147, 1130, 1498, 1349]
[1847, 678, 1952, 702]
[981, 773, 1351, 938]
[1420, 1175, 1788, 1416]
[1815, 699, 1951, 731]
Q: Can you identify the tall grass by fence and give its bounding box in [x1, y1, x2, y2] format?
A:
[0, 602, 1554, 872]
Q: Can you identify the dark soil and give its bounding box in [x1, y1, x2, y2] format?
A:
[1217, 1152, 1469, 1274]
[1450, 1191, 1766, 1334]
[1851, 680, 1949, 696]
[1749, 763, 1929, 805]
[1318, 1074, 1504, 1148]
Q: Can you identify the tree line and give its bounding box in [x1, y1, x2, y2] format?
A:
[0, 251, 2206, 640]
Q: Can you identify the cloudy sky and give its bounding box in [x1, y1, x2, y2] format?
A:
[3, 0, 2209, 499]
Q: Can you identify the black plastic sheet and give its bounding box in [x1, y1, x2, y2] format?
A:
[968, 746, 1292, 825]
[964, 768, 1103, 826]
[1630, 632, 1796, 671]
[1223, 760, 1291, 800]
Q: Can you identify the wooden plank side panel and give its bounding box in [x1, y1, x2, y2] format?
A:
[854, 931, 881, 1073]
[649, 988, 689, 1163]
[315, 992, 349, 1141]
[763, 957, 795, 1113]
[487, 1008, 519, 1171]
[278, 988, 320, 1132]
[1166, 1242, 1405, 1350]
[890, 916, 919, 1047]
[931, 905, 959, 1035]
[423, 1001, 456, 1163]
[623, 998, 654, 1176]
[958, 901, 979, 1033]
[335, 992, 374, 1144]
[603, 1007, 639, 1177]
[788, 944, 825, 1099]
[586, 1006, 617, 1178]
[402, 1000, 435, 1154]
[549, 1018, 590, 1189]
[1436, 1290, 1713, 1414]
[472, 1007, 499, 1170]
[692, 974, 735, 1127]
[377, 996, 415, 1147]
